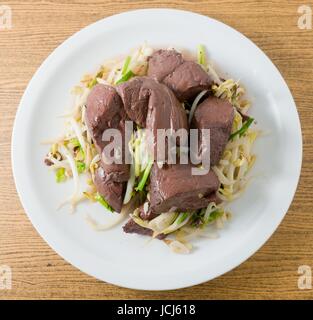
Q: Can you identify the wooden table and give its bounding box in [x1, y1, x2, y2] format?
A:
[0, 0, 312, 300]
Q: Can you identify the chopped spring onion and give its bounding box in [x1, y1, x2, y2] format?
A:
[87, 71, 103, 89]
[160, 212, 190, 235]
[69, 118, 86, 157]
[197, 44, 206, 68]
[76, 161, 86, 174]
[148, 212, 177, 232]
[135, 161, 153, 191]
[190, 203, 224, 227]
[176, 212, 189, 225]
[55, 167, 66, 183]
[131, 214, 150, 229]
[94, 193, 114, 212]
[229, 117, 254, 140]
[83, 191, 96, 202]
[121, 56, 131, 75]
[87, 78, 97, 89]
[115, 70, 135, 85]
[204, 209, 224, 225]
[188, 90, 208, 123]
[132, 128, 151, 176]
[69, 138, 85, 161]
[69, 138, 80, 148]
[190, 209, 205, 226]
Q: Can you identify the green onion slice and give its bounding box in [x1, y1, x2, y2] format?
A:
[121, 56, 131, 75]
[197, 44, 206, 67]
[115, 70, 135, 85]
[94, 192, 114, 212]
[229, 117, 254, 140]
[135, 162, 153, 192]
[55, 167, 66, 183]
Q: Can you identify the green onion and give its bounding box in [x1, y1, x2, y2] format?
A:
[204, 209, 224, 225]
[121, 56, 131, 75]
[83, 191, 96, 202]
[87, 78, 97, 89]
[229, 117, 254, 140]
[176, 212, 189, 225]
[197, 44, 206, 67]
[76, 161, 86, 174]
[191, 208, 223, 227]
[94, 192, 114, 212]
[69, 138, 85, 160]
[190, 209, 204, 226]
[96, 70, 104, 78]
[161, 212, 190, 235]
[115, 70, 135, 85]
[55, 168, 66, 183]
[135, 162, 153, 191]
[69, 138, 81, 148]
[87, 70, 103, 89]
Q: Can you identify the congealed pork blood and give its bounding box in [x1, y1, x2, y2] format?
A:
[144, 80, 188, 144]
[149, 163, 221, 214]
[191, 96, 234, 166]
[93, 165, 125, 213]
[86, 84, 126, 151]
[147, 49, 214, 101]
[117, 76, 187, 131]
[147, 49, 184, 82]
[164, 61, 213, 101]
[86, 84, 129, 182]
[116, 77, 152, 128]
[102, 163, 130, 183]
[117, 76, 188, 160]
[123, 218, 166, 240]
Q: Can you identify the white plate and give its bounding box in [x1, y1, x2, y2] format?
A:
[12, 9, 302, 290]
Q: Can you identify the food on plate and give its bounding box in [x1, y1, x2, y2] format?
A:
[93, 165, 125, 213]
[44, 44, 258, 253]
[116, 76, 188, 141]
[149, 163, 221, 215]
[191, 96, 234, 166]
[86, 84, 130, 182]
[148, 49, 214, 101]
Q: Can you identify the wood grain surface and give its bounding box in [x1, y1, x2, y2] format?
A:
[0, 0, 312, 300]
